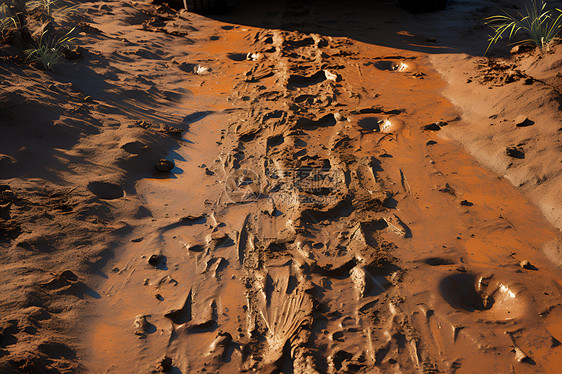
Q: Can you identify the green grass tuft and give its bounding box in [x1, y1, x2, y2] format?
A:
[485, 0, 562, 53]
[25, 27, 75, 70]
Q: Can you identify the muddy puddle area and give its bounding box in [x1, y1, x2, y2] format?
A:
[82, 1, 562, 373]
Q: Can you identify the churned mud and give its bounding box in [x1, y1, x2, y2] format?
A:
[1, 0, 561, 373]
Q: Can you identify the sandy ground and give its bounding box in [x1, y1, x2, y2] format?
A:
[1, 0, 561, 373]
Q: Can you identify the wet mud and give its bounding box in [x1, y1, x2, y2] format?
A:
[78, 3, 562, 373]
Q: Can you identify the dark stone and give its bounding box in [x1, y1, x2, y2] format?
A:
[155, 159, 174, 172]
